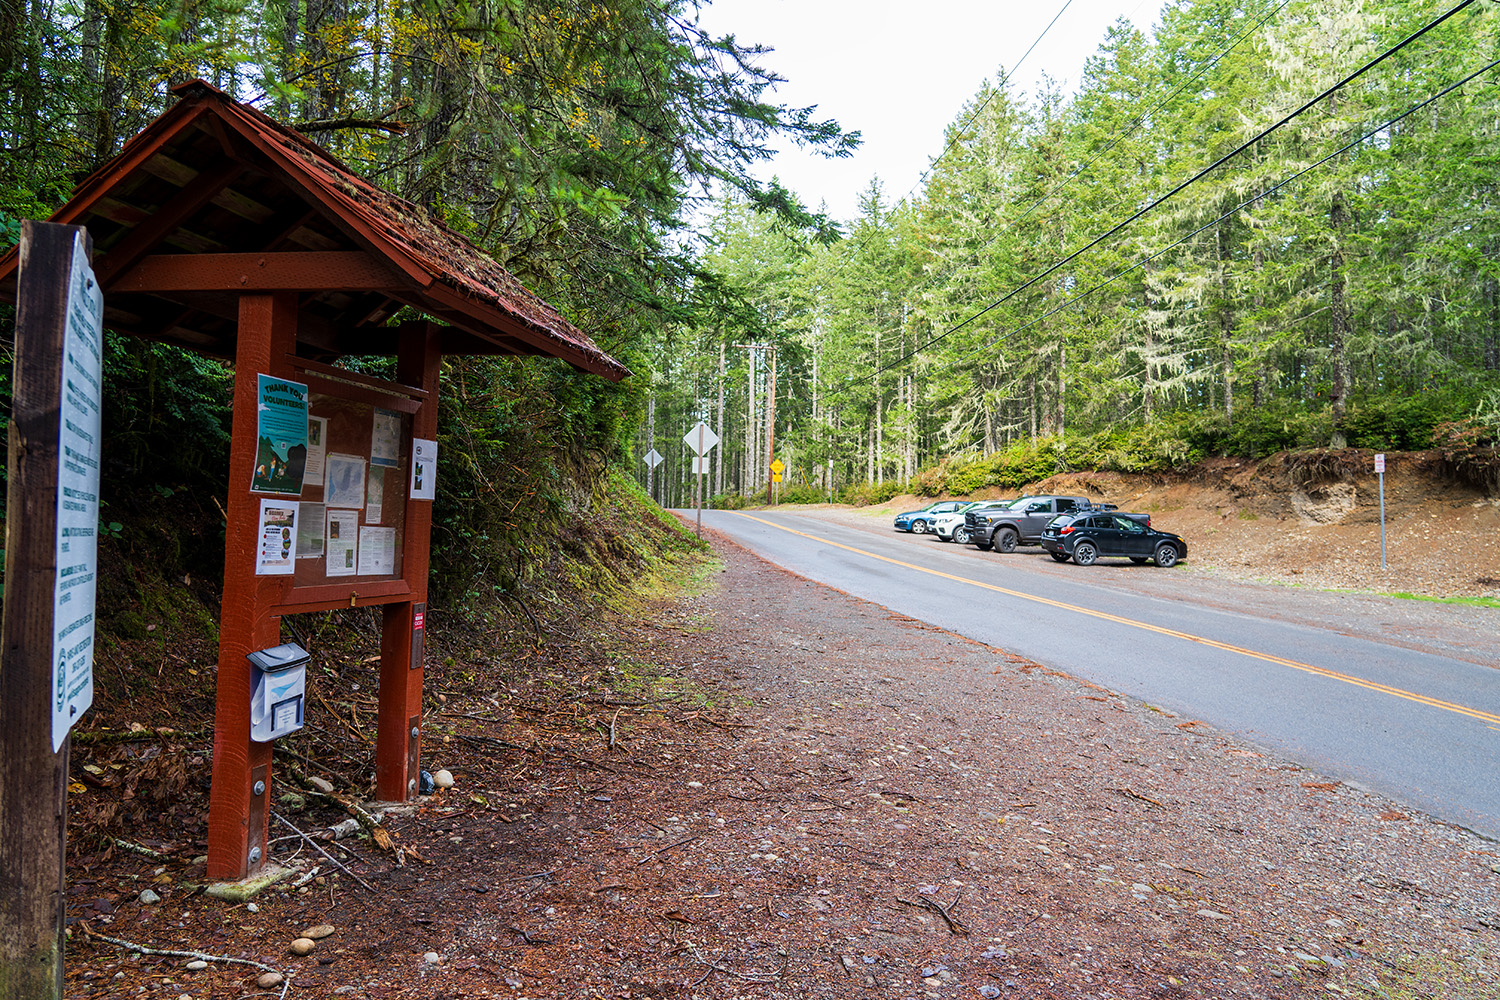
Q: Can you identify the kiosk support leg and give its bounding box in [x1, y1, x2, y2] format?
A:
[374, 324, 440, 801]
[207, 292, 296, 880]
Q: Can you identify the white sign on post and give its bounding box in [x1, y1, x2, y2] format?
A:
[52, 232, 104, 751]
[1374, 453, 1385, 474]
[682, 421, 719, 454]
[643, 448, 663, 469]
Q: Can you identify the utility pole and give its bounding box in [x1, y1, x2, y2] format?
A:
[735, 344, 777, 503]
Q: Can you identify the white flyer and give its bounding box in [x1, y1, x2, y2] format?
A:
[357, 526, 397, 576]
[295, 502, 325, 559]
[324, 452, 366, 508]
[365, 467, 384, 524]
[325, 509, 359, 577]
[410, 438, 437, 501]
[303, 416, 327, 486]
[370, 408, 401, 468]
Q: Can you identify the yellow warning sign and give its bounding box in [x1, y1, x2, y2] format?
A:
[770, 459, 785, 474]
[772, 473, 783, 482]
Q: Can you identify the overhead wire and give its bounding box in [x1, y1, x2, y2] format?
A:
[809, 0, 1286, 389]
[946, 55, 1500, 370]
[826, 0, 1485, 399]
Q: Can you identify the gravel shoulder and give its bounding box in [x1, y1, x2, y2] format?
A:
[67, 525, 1500, 998]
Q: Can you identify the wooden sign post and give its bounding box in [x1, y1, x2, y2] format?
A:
[1, 221, 104, 1000]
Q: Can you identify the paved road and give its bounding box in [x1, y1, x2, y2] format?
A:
[684, 507, 1500, 839]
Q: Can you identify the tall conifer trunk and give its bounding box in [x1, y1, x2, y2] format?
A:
[1329, 189, 1351, 447]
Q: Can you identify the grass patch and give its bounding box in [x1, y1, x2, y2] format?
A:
[1373, 591, 1500, 609]
[1344, 950, 1495, 999]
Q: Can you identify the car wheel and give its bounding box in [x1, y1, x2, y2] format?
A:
[1050, 552, 1069, 563]
[1130, 557, 1149, 565]
[995, 527, 1019, 553]
[912, 519, 928, 534]
[1154, 543, 1180, 568]
[1073, 541, 1098, 566]
[954, 526, 972, 545]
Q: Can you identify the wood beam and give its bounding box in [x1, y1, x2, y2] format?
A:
[114, 251, 412, 293]
[94, 159, 243, 289]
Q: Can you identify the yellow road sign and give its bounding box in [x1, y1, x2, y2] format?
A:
[772, 473, 783, 482]
[770, 459, 785, 474]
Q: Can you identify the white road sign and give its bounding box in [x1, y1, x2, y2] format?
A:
[683, 421, 719, 455]
[643, 448, 663, 469]
[692, 457, 710, 474]
[1374, 453, 1385, 474]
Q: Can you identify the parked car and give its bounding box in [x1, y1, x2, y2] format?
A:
[894, 500, 973, 534]
[1040, 512, 1187, 567]
[965, 495, 1100, 551]
[931, 500, 1012, 543]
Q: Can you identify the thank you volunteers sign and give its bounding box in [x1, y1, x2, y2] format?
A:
[52, 231, 104, 751]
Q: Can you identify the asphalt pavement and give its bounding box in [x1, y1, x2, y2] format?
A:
[685, 506, 1500, 839]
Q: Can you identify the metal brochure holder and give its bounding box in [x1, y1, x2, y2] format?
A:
[247, 642, 309, 742]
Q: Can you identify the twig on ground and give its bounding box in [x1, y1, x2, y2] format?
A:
[1112, 786, 1167, 810]
[108, 837, 168, 860]
[272, 811, 378, 892]
[899, 892, 968, 935]
[80, 926, 280, 973]
[637, 833, 705, 865]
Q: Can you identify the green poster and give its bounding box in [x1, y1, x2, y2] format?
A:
[253, 374, 310, 495]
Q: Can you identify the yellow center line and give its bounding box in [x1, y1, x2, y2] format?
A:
[732, 512, 1500, 728]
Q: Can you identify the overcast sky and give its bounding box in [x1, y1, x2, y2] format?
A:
[694, 0, 1170, 224]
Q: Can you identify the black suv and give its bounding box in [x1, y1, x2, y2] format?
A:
[966, 495, 1098, 552]
[1040, 512, 1187, 567]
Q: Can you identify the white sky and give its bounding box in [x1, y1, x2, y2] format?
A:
[694, 0, 1170, 224]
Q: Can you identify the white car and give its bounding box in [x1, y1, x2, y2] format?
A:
[931, 500, 1013, 543]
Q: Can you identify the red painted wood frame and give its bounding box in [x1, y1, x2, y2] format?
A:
[206, 301, 440, 880]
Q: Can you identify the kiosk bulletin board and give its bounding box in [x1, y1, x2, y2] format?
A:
[251, 358, 433, 613]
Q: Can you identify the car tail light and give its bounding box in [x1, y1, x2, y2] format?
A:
[1060, 526, 1074, 535]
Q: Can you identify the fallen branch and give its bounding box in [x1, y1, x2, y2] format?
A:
[80, 926, 280, 973]
[272, 811, 377, 892]
[637, 833, 705, 865]
[108, 837, 168, 860]
[1112, 787, 1166, 810]
[898, 892, 968, 935]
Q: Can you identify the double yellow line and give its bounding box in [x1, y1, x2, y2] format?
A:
[733, 512, 1500, 729]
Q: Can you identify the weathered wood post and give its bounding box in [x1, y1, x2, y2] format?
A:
[1, 221, 102, 999]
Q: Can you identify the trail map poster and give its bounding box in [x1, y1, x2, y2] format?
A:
[52, 230, 103, 751]
[253, 375, 309, 495]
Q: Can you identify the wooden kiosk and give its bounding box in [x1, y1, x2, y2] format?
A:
[0, 81, 629, 880]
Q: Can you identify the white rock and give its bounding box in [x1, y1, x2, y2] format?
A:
[184, 960, 207, 971]
[138, 889, 161, 905]
[423, 951, 441, 964]
[433, 769, 454, 789]
[308, 776, 334, 794]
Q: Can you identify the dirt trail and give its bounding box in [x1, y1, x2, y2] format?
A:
[65, 526, 1499, 998]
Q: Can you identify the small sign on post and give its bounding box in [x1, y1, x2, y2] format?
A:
[682, 422, 719, 534]
[1375, 453, 1387, 570]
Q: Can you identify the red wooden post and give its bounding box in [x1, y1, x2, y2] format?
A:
[374, 324, 441, 800]
[206, 292, 297, 879]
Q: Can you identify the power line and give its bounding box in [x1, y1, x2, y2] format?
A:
[827, 0, 1483, 399]
[950, 55, 1500, 369]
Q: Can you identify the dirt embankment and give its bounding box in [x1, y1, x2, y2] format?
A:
[869, 451, 1500, 600]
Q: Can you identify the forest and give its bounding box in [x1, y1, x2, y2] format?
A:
[653, 0, 1500, 507]
[2, 0, 1499, 587]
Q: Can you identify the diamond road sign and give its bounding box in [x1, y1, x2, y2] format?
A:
[770, 459, 785, 474]
[683, 421, 719, 454]
[643, 448, 663, 469]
